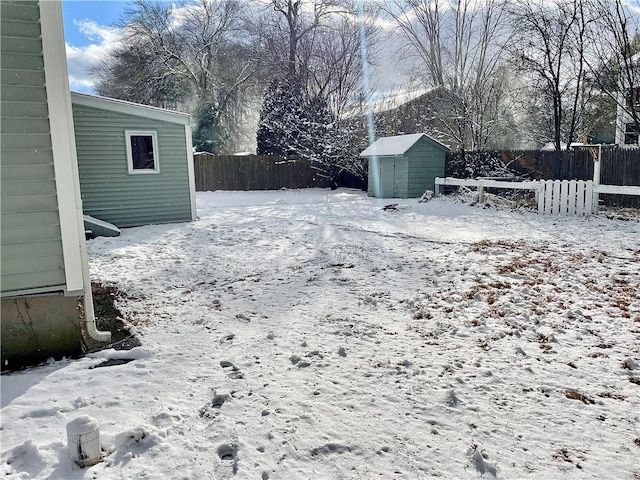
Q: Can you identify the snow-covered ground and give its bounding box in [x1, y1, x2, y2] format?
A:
[2, 189, 639, 479]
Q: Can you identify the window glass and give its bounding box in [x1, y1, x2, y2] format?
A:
[628, 87, 640, 107]
[624, 123, 639, 145]
[126, 131, 159, 173]
[131, 135, 155, 169]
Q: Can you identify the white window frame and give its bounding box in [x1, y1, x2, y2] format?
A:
[125, 130, 160, 174]
[624, 122, 639, 145]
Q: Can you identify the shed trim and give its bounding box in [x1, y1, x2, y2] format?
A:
[185, 124, 197, 221]
[70, 91, 191, 125]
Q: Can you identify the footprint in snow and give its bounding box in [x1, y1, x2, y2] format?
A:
[220, 360, 244, 379]
[217, 443, 238, 474]
[199, 391, 230, 419]
[470, 445, 497, 477]
[220, 333, 235, 344]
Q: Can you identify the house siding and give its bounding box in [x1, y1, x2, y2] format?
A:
[406, 141, 447, 197]
[72, 103, 193, 227]
[0, 0, 67, 295]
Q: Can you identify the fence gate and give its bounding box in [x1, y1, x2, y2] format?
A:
[537, 180, 594, 217]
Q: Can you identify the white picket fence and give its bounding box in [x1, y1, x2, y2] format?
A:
[538, 179, 593, 216]
[434, 177, 640, 217]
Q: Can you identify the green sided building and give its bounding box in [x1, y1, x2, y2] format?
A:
[361, 133, 449, 199]
[71, 92, 197, 228]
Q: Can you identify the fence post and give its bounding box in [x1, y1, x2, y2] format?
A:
[585, 180, 594, 216]
[592, 145, 601, 213]
[537, 181, 544, 214]
[552, 180, 561, 215]
[434, 177, 441, 196]
[568, 180, 577, 216]
[576, 180, 585, 217]
[559, 180, 569, 216]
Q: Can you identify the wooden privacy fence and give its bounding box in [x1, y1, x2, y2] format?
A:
[435, 177, 640, 217]
[194, 154, 333, 191]
[447, 148, 640, 208]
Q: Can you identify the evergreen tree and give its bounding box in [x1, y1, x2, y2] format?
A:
[256, 79, 305, 155]
[257, 80, 366, 187]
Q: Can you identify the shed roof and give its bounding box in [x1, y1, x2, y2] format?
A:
[360, 133, 449, 157]
[70, 92, 191, 125]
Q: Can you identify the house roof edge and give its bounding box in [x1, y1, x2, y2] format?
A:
[70, 92, 191, 125]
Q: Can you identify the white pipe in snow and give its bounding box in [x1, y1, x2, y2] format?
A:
[76, 200, 110, 342]
[67, 415, 102, 467]
[80, 233, 111, 343]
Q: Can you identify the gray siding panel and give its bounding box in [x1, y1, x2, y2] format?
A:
[73, 103, 192, 227]
[1, 194, 59, 213]
[1, 36, 43, 55]
[1, 69, 47, 87]
[1, 53, 45, 71]
[1, 223, 61, 243]
[406, 140, 447, 197]
[1, 164, 55, 181]
[0, 0, 67, 295]
[0, 3, 40, 22]
[0, 18, 41, 38]
[1, 148, 54, 165]
[0, 85, 48, 102]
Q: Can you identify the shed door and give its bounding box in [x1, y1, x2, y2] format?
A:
[379, 159, 395, 198]
[392, 157, 408, 198]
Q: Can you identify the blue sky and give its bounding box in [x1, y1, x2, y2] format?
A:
[62, 1, 132, 92]
[62, 1, 186, 93]
[61, 0, 399, 94]
[62, 1, 129, 46]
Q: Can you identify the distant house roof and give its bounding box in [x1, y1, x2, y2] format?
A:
[70, 92, 191, 125]
[360, 133, 449, 157]
[343, 86, 439, 118]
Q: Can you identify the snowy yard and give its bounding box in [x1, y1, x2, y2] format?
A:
[2, 189, 640, 479]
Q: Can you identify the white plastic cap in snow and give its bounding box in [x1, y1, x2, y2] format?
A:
[66, 415, 99, 435]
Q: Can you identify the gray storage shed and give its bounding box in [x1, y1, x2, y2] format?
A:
[71, 92, 196, 228]
[361, 133, 449, 198]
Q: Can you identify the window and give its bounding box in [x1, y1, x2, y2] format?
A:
[624, 123, 639, 145]
[125, 131, 159, 173]
[628, 87, 640, 108]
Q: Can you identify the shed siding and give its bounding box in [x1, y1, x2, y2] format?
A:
[0, 0, 66, 295]
[406, 142, 447, 197]
[72, 104, 192, 227]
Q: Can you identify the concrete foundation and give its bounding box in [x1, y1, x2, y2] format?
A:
[1, 294, 83, 370]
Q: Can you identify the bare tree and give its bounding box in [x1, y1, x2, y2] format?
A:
[384, 0, 512, 151]
[263, 0, 341, 80]
[507, 0, 594, 150]
[586, 0, 640, 145]
[302, 3, 380, 117]
[94, 0, 259, 153]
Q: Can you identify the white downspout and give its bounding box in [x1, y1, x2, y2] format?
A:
[79, 229, 111, 343]
[39, 0, 110, 342]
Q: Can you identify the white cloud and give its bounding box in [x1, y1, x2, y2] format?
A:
[66, 20, 122, 93]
